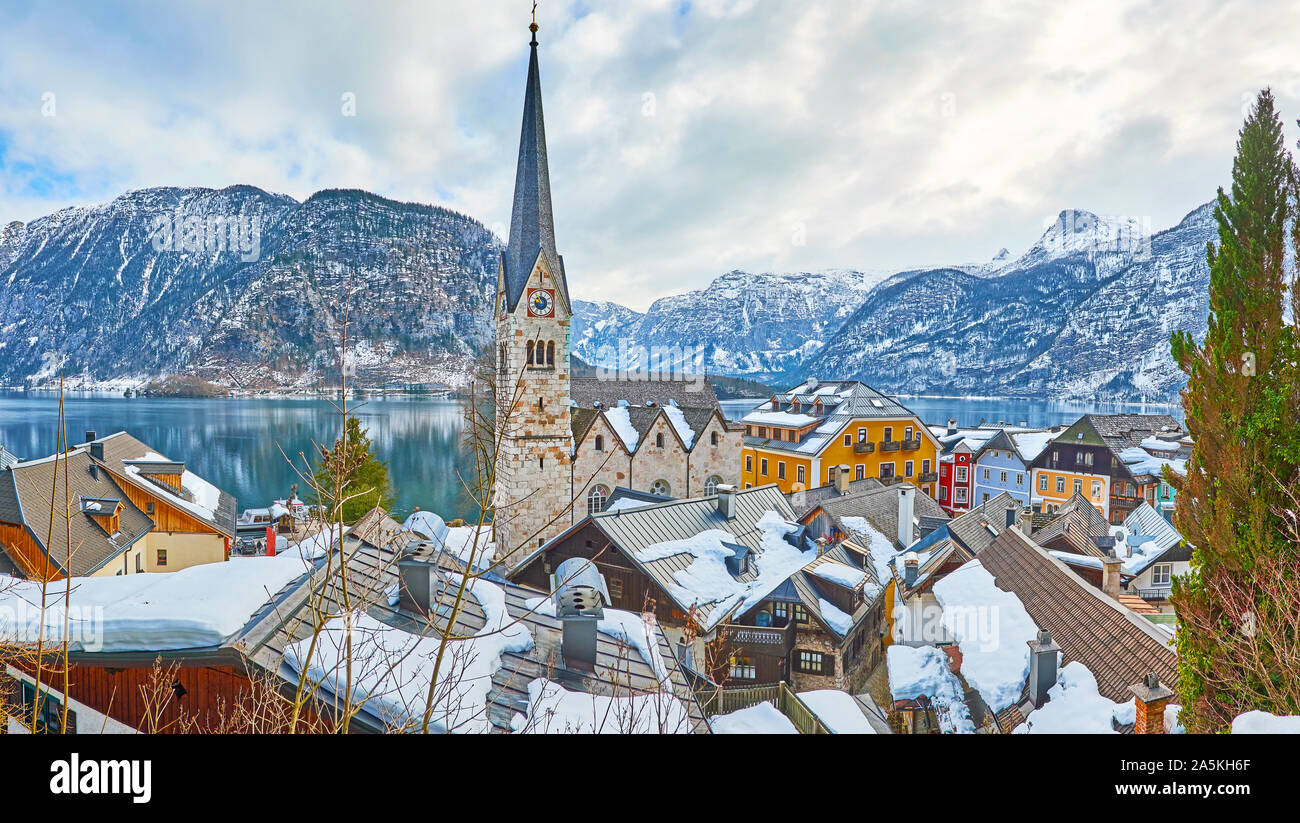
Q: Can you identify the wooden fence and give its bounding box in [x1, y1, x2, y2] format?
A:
[700, 682, 831, 734]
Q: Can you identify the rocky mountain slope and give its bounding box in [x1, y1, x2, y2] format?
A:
[0, 186, 500, 390]
[0, 183, 1215, 401]
[799, 205, 1214, 401]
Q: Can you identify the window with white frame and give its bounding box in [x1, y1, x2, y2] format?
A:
[1152, 564, 1173, 586]
[587, 485, 609, 514]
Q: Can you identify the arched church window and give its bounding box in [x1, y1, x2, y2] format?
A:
[499, 343, 507, 374]
[650, 479, 670, 497]
[546, 340, 555, 366]
[587, 485, 609, 515]
[595, 435, 604, 451]
[705, 476, 722, 496]
[526, 341, 535, 365]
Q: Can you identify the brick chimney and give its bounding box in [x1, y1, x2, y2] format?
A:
[1129, 673, 1174, 734]
[1101, 551, 1123, 599]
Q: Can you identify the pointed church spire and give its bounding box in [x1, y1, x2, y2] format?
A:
[503, 9, 566, 312]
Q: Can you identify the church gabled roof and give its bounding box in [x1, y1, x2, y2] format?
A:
[501, 25, 568, 313]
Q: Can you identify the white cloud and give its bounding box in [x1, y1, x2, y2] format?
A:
[1, 0, 1298, 310]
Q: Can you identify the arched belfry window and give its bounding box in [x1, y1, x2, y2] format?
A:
[546, 340, 555, 366]
[499, 343, 507, 374]
[526, 341, 535, 366]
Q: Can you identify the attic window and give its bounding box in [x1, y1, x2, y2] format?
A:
[656, 433, 665, 448]
[711, 431, 719, 446]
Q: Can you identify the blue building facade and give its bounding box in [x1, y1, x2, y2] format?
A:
[970, 429, 1053, 507]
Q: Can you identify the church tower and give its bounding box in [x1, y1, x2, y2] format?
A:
[493, 17, 573, 568]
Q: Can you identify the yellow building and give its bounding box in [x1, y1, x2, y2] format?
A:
[738, 379, 941, 499]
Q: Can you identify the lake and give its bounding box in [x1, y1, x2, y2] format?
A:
[0, 391, 1182, 521]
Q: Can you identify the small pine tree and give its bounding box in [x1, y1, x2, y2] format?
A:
[1169, 88, 1300, 732]
[311, 416, 396, 524]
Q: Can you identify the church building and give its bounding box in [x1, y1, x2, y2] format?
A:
[492, 20, 741, 570]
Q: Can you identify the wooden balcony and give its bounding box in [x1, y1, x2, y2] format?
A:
[900, 437, 922, 451]
[918, 472, 938, 483]
[880, 440, 901, 452]
[727, 623, 793, 647]
[853, 440, 875, 454]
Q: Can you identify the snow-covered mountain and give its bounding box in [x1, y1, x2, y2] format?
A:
[0, 184, 1215, 401]
[575, 205, 1215, 401]
[0, 186, 499, 390]
[800, 204, 1215, 401]
[571, 268, 894, 378]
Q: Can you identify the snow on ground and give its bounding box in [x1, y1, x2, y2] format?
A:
[817, 597, 854, 636]
[633, 511, 813, 630]
[1013, 662, 1127, 733]
[1232, 711, 1300, 734]
[886, 644, 975, 733]
[0, 554, 316, 652]
[710, 701, 799, 734]
[284, 575, 532, 733]
[662, 404, 696, 449]
[512, 678, 691, 734]
[840, 516, 898, 582]
[809, 561, 866, 589]
[604, 406, 640, 451]
[932, 559, 1038, 713]
[799, 690, 876, 734]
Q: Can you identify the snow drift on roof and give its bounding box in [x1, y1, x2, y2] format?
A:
[886, 644, 974, 733]
[932, 559, 1038, 713]
[512, 678, 690, 734]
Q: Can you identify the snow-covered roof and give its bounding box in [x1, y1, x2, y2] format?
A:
[0, 553, 318, 653]
[931, 559, 1039, 713]
[798, 690, 878, 734]
[886, 644, 975, 733]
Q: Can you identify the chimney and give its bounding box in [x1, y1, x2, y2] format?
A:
[902, 552, 919, 589]
[1129, 673, 1174, 734]
[946, 419, 958, 436]
[716, 483, 737, 520]
[84, 430, 96, 445]
[1100, 551, 1123, 599]
[1027, 628, 1061, 708]
[814, 537, 828, 557]
[552, 558, 609, 671]
[897, 486, 914, 548]
[398, 553, 439, 616]
[834, 464, 851, 494]
[1018, 508, 1034, 535]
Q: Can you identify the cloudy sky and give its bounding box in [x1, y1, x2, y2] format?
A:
[1, 0, 1298, 309]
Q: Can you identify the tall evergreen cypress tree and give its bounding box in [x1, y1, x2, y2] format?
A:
[1169, 89, 1300, 731]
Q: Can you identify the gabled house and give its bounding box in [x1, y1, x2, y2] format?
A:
[509, 484, 891, 693]
[740, 379, 940, 499]
[0, 431, 235, 579]
[569, 378, 739, 514]
[970, 428, 1057, 507]
[1028, 414, 1185, 523]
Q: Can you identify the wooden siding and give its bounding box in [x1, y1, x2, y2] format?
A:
[108, 472, 216, 535]
[6, 658, 292, 733]
[0, 521, 58, 579]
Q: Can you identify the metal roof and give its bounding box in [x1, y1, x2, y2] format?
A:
[501, 32, 567, 313]
[589, 485, 798, 631]
[740, 380, 932, 456]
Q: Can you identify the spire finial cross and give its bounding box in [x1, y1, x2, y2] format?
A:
[530, 1, 540, 41]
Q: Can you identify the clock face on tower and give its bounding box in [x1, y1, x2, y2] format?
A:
[528, 288, 554, 317]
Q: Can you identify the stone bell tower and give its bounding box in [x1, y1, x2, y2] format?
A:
[493, 17, 573, 569]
